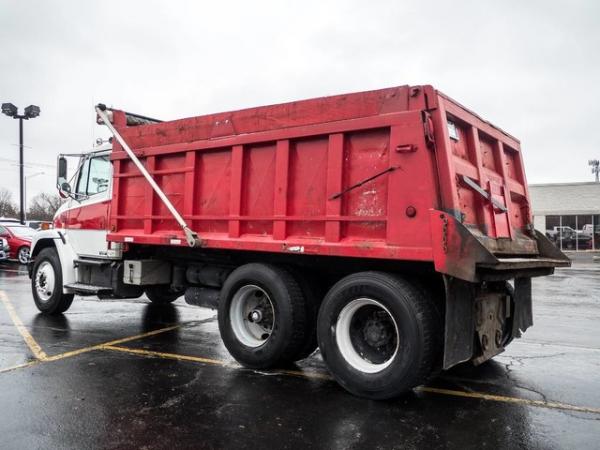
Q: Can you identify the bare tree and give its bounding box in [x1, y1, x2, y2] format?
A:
[27, 193, 64, 221]
[0, 188, 18, 218]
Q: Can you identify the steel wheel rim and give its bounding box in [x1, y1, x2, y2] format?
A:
[230, 284, 275, 348]
[18, 247, 30, 264]
[35, 261, 55, 302]
[335, 298, 399, 374]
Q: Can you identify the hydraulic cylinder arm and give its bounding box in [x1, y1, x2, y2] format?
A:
[95, 104, 202, 248]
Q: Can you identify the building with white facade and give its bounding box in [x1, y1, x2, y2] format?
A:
[529, 182, 600, 251]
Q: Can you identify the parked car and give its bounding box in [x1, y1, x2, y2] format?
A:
[25, 220, 53, 230]
[0, 224, 35, 264]
[546, 226, 577, 240]
[0, 238, 9, 260]
[561, 234, 593, 250]
[581, 224, 600, 237]
[26, 220, 53, 231]
[0, 217, 20, 224]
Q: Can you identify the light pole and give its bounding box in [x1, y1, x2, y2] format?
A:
[1, 103, 41, 224]
[24, 171, 45, 221]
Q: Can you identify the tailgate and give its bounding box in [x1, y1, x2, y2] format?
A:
[430, 91, 536, 256]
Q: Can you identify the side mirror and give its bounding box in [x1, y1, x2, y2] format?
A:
[61, 182, 72, 193]
[58, 156, 68, 179]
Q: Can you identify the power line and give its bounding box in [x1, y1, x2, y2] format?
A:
[0, 156, 54, 169]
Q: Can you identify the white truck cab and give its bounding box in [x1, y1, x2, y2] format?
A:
[29, 143, 134, 313]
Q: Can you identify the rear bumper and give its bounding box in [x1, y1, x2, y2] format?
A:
[430, 210, 570, 282]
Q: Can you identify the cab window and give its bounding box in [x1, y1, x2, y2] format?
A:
[87, 156, 110, 195]
[75, 155, 110, 196]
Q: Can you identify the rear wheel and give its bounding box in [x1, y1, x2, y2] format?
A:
[31, 247, 74, 315]
[218, 263, 307, 369]
[145, 285, 183, 304]
[287, 267, 321, 362]
[317, 272, 439, 399]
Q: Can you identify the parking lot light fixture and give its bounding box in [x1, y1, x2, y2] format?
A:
[1, 103, 18, 117]
[24, 105, 40, 119]
[1, 103, 41, 224]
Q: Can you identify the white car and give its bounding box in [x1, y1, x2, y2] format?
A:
[581, 224, 600, 236]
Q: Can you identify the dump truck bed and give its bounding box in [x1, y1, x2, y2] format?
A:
[107, 85, 568, 281]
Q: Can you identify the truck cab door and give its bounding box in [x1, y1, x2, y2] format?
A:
[65, 153, 112, 258]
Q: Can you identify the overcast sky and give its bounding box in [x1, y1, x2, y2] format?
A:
[1, 0, 599, 205]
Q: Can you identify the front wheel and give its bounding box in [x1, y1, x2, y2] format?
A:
[18, 246, 30, 265]
[31, 247, 74, 315]
[317, 272, 441, 400]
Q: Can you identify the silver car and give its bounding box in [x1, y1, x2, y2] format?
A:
[0, 237, 9, 260]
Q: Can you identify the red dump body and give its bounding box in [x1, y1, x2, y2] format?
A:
[107, 85, 552, 281]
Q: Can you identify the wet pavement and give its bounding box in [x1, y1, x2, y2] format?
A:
[0, 261, 599, 449]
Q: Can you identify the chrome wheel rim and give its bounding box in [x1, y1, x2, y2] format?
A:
[230, 285, 275, 348]
[35, 261, 55, 302]
[18, 247, 30, 264]
[335, 298, 399, 374]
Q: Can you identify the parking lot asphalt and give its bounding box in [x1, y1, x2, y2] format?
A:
[0, 261, 599, 449]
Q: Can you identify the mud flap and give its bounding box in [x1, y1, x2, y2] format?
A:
[512, 277, 533, 338]
[442, 275, 534, 370]
[442, 276, 475, 369]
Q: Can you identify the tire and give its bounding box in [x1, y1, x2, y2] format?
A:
[18, 246, 30, 265]
[145, 285, 182, 304]
[317, 272, 440, 400]
[31, 247, 74, 315]
[286, 267, 321, 362]
[409, 277, 444, 382]
[218, 263, 307, 369]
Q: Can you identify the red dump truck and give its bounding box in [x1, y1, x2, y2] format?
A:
[29, 85, 569, 399]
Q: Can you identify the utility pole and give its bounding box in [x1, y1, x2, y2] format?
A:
[590, 159, 600, 183]
[1, 103, 40, 224]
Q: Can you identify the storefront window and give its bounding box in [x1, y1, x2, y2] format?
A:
[544, 214, 598, 251]
[577, 215, 593, 250]
[545, 215, 562, 248]
[594, 215, 600, 250]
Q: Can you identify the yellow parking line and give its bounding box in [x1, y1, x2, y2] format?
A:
[0, 291, 48, 361]
[0, 324, 184, 374]
[0, 360, 40, 374]
[103, 345, 232, 366]
[43, 323, 183, 362]
[0, 286, 188, 372]
[103, 345, 600, 415]
[103, 345, 334, 380]
[416, 387, 600, 415]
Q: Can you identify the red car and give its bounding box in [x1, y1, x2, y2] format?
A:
[0, 223, 35, 264]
